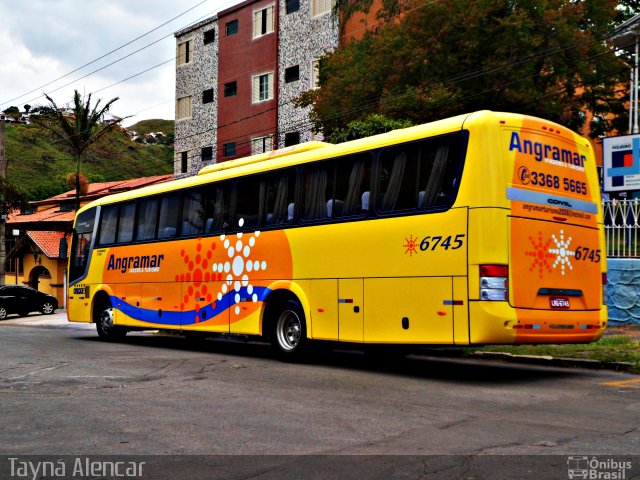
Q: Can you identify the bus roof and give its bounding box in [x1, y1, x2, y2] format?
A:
[75, 111, 585, 215]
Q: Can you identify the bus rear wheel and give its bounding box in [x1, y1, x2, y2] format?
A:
[272, 299, 307, 360]
[96, 305, 127, 340]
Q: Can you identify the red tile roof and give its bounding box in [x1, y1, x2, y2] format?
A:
[7, 174, 173, 226]
[30, 175, 173, 206]
[7, 207, 75, 224]
[28, 231, 70, 259]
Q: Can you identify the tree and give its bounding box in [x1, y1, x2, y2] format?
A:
[32, 90, 124, 210]
[303, 0, 628, 138]
[329, 114, 413, 142]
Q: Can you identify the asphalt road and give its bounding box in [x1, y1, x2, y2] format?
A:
[0, 312, 639, 479]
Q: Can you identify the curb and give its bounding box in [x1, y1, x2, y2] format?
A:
[468, 351, 637, 373]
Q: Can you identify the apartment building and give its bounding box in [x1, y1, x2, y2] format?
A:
[174, 0, 339, 175]
[174, 17, 218, 176]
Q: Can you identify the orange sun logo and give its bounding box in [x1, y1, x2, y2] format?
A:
[403, 235, 419, 257]
[525, 231, 555, 278]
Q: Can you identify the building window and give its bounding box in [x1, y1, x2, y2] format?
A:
[203, 29, 215, 45]
[284, 65, 299, 83]
[253, 6, 274, 37]
[224, 81, 237, 97]
[284, 132, 300, 147]
[181, 151, 188, 173]
[177, 40, 191, 65]
[226, 19, 238, 36]
[252, 73, 274, 102]
[311, 59, 320, 89]
[286, 0, 300, 14]
[312, 0, 332, 16]
[251, 136, 273, 155]
[202, 88, 214, 104]
[201, 146, 214, 162]
[176, 96, 192, 120]
[223, 142, 236, 157]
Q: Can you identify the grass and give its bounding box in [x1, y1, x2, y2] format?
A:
[6, 123, 174, 201]
[465, 335, 640, 373]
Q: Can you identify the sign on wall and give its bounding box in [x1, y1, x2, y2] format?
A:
[602, 134, 640, 192]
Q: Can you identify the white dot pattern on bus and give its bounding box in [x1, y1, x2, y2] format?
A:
[212, 218, 266, 316]
[549, 229, 575, 275]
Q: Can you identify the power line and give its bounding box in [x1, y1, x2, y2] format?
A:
[0, 0, 212, 109]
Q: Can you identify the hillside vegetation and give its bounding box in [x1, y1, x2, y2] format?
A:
[5, 121, 174, 201]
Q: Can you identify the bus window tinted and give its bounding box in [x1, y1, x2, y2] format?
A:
[137, 198, 159, 241]
[117, 203, 136, 243]
[204, 183, 232, 233]
[263, 169, 295, 225]
[98, 205, 118, 245]
[379, 133, 465, 213]
[235, 176, 261, 229]
[158, 193, 180, 239]
[182, 190, 205, 236]
[331, 154, 371, 218]
[301, 162, 334, 221]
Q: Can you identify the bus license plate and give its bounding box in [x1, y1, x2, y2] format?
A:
[550, 297, 570, 309]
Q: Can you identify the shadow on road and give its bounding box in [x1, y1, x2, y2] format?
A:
[72, 331, 579, 384]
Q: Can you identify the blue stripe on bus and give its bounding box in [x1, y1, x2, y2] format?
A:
[108, 286, 271, 326]
[506, 187, 598, 214]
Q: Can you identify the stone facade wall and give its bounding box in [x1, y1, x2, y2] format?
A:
[277, 0, 338, 147]
[174, 17, 218, 177]
[605, 258, 640, 325]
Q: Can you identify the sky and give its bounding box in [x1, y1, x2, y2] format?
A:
[0, 0, 237, 127]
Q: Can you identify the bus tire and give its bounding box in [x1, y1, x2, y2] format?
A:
[96, 304, 127, 340]
[272, 299, 307, 360]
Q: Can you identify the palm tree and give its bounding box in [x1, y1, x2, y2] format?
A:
[34, 90, 124, 210]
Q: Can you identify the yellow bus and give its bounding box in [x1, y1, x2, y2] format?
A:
[67, 111, 607, 358]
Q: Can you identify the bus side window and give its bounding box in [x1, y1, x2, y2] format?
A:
[264, 169, 295, 226]
[301, 163, 333, 221]
[117, 202, 136, 244]
[181, 190, 205, 236]
[137, 197, 159, 241]
[235, 176, 262, 229]
[98, 205, 118, 245]
[378, 144, 420, 212]
[205, 183, 231, 233]
[331, 154, 371, 218]
[158, 193, 180, 238]
[418, 142, 450, 208]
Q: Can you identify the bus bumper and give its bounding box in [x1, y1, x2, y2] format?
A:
[468, 301, 608, 344]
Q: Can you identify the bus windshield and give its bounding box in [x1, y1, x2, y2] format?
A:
[69, 208, 96, 284]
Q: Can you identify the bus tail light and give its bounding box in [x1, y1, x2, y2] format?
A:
[480, 265, 508, 301]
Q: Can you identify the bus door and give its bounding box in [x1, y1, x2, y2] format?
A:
[338, 278, 364, 342]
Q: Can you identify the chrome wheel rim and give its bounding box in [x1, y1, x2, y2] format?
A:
[42, 302, 54, 314]
[0, 307, 6, 319]
[100, 308, 114, 331]
[276, 310, 301, 352]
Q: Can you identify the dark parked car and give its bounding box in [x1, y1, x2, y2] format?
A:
[0, 285, 58, 320]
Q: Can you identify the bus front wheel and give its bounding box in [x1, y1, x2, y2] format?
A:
[272, 299, 307, 360]
[96, 305, 127, 340]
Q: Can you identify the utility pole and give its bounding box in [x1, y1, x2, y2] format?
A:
[0, 116, 6, 286]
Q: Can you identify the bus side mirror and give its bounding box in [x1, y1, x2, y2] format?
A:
[59, 237, 68, 260]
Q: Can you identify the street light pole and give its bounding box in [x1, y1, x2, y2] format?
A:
[0, 116, 6, 286]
